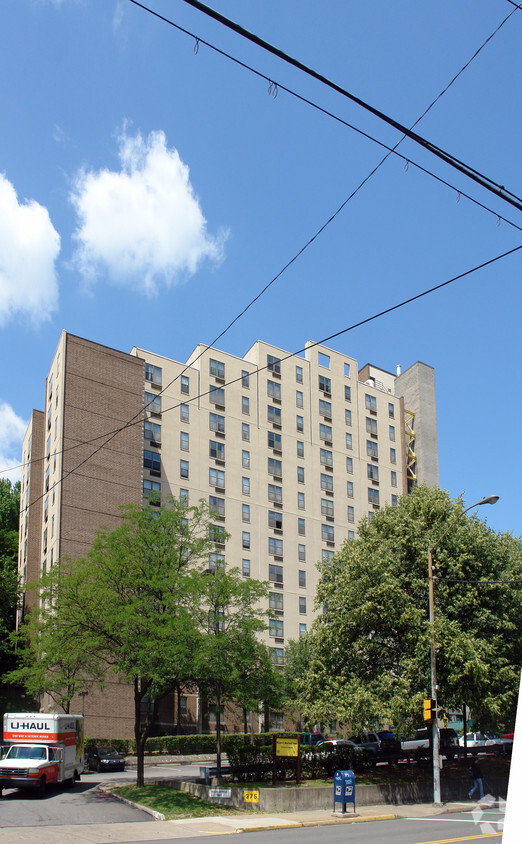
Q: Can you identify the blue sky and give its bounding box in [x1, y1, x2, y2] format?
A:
[1, 0, 520, 538]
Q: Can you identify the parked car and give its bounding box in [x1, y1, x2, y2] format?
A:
[401, 727, 459, 760]
[317, 739, 353, 748]
[298, 732, 325, 746]
[86, 746, 125, 772]
[459, 732, 512, 756]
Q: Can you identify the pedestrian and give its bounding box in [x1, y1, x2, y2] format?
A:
[468, 758, 484, 800]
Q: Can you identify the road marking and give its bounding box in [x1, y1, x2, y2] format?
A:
[406, 818, 504, 825]
[406, 834, 502, 843]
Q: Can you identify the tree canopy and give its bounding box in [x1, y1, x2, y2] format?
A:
[0, 479, 20, 681]
[299, 486, 522, 734]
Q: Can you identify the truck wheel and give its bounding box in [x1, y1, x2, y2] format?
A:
[38, 776, 46, 797]
[0, 786, 3, 798]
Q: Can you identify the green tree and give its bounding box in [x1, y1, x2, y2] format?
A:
[14, 496, 215, 786]
[0, 479, 21, 681]
[193, 564, 271, 774]
[280, 635, 313, 726]
[301, 486, 522, 734]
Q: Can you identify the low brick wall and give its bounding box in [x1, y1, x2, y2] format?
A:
[154, 777, 508, 812]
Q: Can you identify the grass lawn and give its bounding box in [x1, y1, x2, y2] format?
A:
[112, 784, 246, 819]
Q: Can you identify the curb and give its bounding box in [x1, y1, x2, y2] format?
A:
[236, 814, 398, 832]
[98, 785, 165, 821]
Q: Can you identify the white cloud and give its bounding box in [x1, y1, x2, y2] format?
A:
[70, 128, 228, 293]
[0, 174, 61, 326]
[0, 402, 27, 484]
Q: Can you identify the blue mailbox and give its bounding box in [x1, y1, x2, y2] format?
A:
[333, 769, 356, 813]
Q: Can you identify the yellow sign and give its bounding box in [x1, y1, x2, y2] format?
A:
[244, 790, 259, 803]
[275, 737, 299, 757]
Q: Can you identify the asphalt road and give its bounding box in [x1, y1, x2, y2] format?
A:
[0, 762, 203, 828]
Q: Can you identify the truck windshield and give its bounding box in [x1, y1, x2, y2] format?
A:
[7, 745, 47, 760]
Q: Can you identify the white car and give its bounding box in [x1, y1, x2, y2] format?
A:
[459, 732, 506, 754]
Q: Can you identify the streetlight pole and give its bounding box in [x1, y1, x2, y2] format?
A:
[428, 494, 499, 805]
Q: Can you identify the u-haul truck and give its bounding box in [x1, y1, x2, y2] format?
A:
[0, 713, 84, 797]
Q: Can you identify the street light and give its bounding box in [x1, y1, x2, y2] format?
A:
[428, 495, 499, 805]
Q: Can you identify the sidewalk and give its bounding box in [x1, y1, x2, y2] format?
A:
[0, 800, 494, 843]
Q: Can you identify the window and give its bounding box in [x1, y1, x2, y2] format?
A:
[299, 596, 307, 614]
[181, 375, 189, 394]
[345, 409, 352, 426]
[268, 406, 282, 425]
[348, 530, 355, 539]
[268, 380, 281, 400]
[389, 425, 396, 441]
[296, 415, 304, 432]
[320, 448, 333, 467]
[390, 447, 397, 464]
[322, 549, 334, 561]
[145, 391, 161, 414]
[209, 412, 225, 433]
[268, 484, 282, 504]
[347, 481, 354, 498]
[368, 488, 380, 506]
[296, 390, 304, 408]
[144, 479, 161, 502]
[242, 477, 250, 495]
[367, 440, 379, 459]
[267, 354, 281, 374]
[365, 394, 377, 413]
[268, 458, 282, 477]
[346, 456, 353, 473]
[270, 647, 284, 666]
[242, 503, 251, 522]
[299, 623, 307, 638]
[209, 553, 225, 571]
[269, 564, 283, 584]
[318, 352, 330, 369]
[320, 423, 332, 442]
[209, 440, 225, 460]
[298, 518, 305, 536]
[320, 473, 333, 492]
[242, 422, 250, 441]
[145, 363, 162, 385]
[144, 421, 161, 442]
[180, 488, 189, 502]
[180, 431, 189, 451]
[345, 385, 351, 401]
[297, 466, 305, 483]
[388, 402, 395, 418]
[209, 467, 225, 487]
[318, 374, 331, 393]
[367, 464, 379, 481]
[180, 460, 189, 478]
[242, 531, 251, 549]
[210, 385, 225, 405]
[269, 537, 283, 556]
[242, 370, 249, 388]
[296, 365, 303, 383]
[321, 524, 334, 542]
[296, 440, 304, 458]
[269, 591, 284, 611]
[391, 471, 397, 487]
[270, 618, 284, 638]
[242, 449, 250, 468]
[268, 510, 283, 529]
[321, 498, 334, 517]
[180, 403, 189, 422]
[268, 431, 282, 450]
[298, 491, 305, 509]
[366, 417, 378, 436]
[144, 450, 161, 473]
[299, 570, 306, 588]
[345, 433, 353, 450]
[347, 505, 354, 523]
[319, 399, 331, 417]
[242, 559, 251, 577]
[209, 358, 225, 379]
[298, 544, 306, 561]
[344, 362, 350, 377]
[391, 494, 398, 506]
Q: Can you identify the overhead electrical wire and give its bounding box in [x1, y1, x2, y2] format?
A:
[10, 241, 522, 518]
[128, 0, 522, 213]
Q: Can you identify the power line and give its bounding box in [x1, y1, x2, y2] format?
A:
[11, 241, 522, 515]
[160, 0, 522, 213]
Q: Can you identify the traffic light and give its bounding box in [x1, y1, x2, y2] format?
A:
[423, 698, 436, 722]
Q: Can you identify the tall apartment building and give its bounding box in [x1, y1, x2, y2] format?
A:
[18, 331, 438, 736]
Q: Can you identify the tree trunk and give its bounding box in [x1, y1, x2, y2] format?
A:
[216, 684, 222, 777]
[243, 707, 247, 734]
[176, 682, 182, 735]
[134, 678, 146, 788]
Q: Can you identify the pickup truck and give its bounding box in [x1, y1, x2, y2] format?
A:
[401, 727, 459, 760]
[348, 731, 406, 764]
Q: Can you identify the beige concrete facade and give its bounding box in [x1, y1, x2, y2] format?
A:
[19, 332, 439, 737]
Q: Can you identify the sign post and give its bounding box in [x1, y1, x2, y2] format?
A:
[272, 735, 301, 785]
